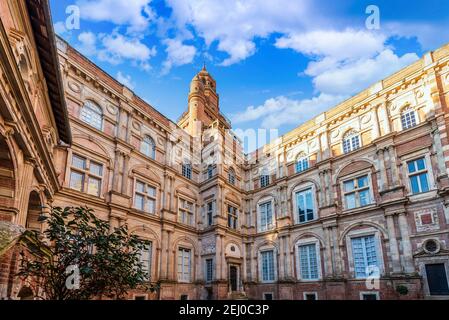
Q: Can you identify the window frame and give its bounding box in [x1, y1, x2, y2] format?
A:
[182, 162, 192, 179]
[293, 185, 317, 224]
[257, 199, 275, 232]
[227, 204, 238, 230]
[400, 106, 418, 130]
[141, 135, 156, 160]
[205, 258, 214, 284]
[295, 154, 309, 173]
[259, 248, 277, 283]
[177, 247, 192, 283]
[80, 100, 103, 131]
[69, 153, 104, 197]
[138, 241, 153, 281]
[342, 130, 361, 154]
[228, 168, 236, 185]
[178, 197, 195, 226]
[406, 157, 430, 195]
[345, 228, 384, 279]
[340, 172, 374, 210]
[296, 238, 321, 281]
[133, 179, 158, 215]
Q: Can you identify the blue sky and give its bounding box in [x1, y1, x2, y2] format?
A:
[50, 0, 449, 148]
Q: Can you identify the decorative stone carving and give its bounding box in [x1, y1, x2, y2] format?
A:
[202, 237, 216, 254]
[106, 104, 118, 115]
[67, 80, 80, 93]
[414, 208, 439, 232]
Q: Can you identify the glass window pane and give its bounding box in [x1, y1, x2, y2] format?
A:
[345, 193, 356, 209]
[357, 175, 368, 188]
[419, 173, 429, 192]
[72, 155, 86, 169]
[147, 199, 155, 214]
[359, 189, 370, 206]
[90, 161, 103, 176]
[344, 180, 355, 192]
[407, 161, 416, 173]
[410, 175, 420, 194]
[135, 194, 144, 210]
[147, 186, 156, 197]
[136, 181, 145, 193]
[87, 177, 101, 196]
[416, 158, 426, 171]
[70, 171, 84, 191]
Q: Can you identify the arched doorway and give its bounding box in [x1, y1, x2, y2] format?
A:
[26, 191, 41, 232]
[0, 135, 15, 205]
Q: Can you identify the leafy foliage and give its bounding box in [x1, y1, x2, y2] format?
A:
[18, 206, 158, 300]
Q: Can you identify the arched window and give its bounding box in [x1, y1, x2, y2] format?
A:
[342, 129, 361, 154]
[141, 135, 156, 159]
[295, 153, 309, 173]
[228, 167, 236, 185]
[80, 101, 103, 130]
[401, 106, 417, 130]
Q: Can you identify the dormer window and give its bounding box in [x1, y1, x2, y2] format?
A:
[342, 130, 361, 154]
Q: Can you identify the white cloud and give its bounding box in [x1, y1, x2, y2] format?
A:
[77, 31, 97, 56]
[76, 0, 155, 33]
[231, 28, 420, 129]
[275, 29, 419, 96]
[310, 49, 419, 96]
[76, 30, 156, 71]
[161, 38, 197, 74]
[54, 21, 69, 37]
[231, 94, 346, 129]
[165, 0, 314, 65]
[98, 32, 157, 67]
[116, 71, 135, 89]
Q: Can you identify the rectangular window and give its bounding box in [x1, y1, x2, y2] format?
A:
[139, 242, 152, 280]
[407, 158, 430, 194]
[261, 250, 275, 282]
[260, 175, 270, 188]
[295, 157, 309, 173]
[304, 293, 317, 300]
[298, 243, 319, 280]
[401, 110, 417, 130]
[259, 201, 273, 232]
[206, 201, 214, 226]
[178, 199, 195, 226]
[361, 293, 379, 300]
[178, 248, 191, 282]
[295, 188, 315, 223]
[263, 293, 273, 300]
[351, 235, 379, 279]
[182, 164, 192, 179]
[343, 175, 371, 209]
[205, 259, 213, 283]
[207, 165, 215, 179]
[227, 205, 238, 229]
[69, 154, 103, 196]
[134, 180, 157, 214]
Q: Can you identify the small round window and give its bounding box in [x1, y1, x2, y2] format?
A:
[423, 239, 440, 254]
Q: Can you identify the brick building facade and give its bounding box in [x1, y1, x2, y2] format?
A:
[1, 0, 449, 300]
